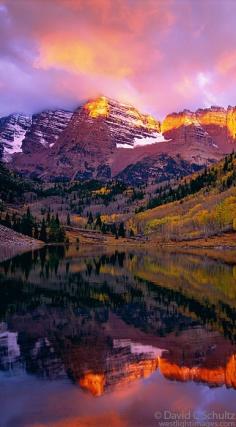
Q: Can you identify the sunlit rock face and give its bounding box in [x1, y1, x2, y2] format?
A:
[84, 96, 160, 134]
[5, 98, 236, 182]
[161, 110, 199, 133]
[79, 373, 106, 397]
[161, 110, 216, 150]
[197, 106, 227, 127]
[225, 354, 236, 388]
[196, 107, 230, 150]
[82, 96, 161, 149]
[197, 106, 236, 146]
[1, 299, 236, 395]
[162, 106, 236, 151]
[84, 96, 110, 118]
[159, 354, 236, 388]
[61, 336, 162, 396]
[12, 96, 164, 181]
[28, 336, 161, 397]
[227, 107, 236, 141]
[79, 358, 159, 396]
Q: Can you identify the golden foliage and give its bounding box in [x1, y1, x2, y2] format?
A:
[133, 186, 236, 241]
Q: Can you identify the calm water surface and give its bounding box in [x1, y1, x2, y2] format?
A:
[0, 246, 236, 427]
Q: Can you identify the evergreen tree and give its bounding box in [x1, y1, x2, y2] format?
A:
[58, 226, 66, 242]
[48, 216, 66, 243]
[55, 213, 60, 226]
[12, 215, 18, 231]
[26, 206, 31, 219]
[4, 212, 11, 228]
[87, 211, 93, 225]
[39, 219, 47, 242]
[12, 212, 16, 224]
[21, 207, 34, 236]
[46, 208, 51, 224]
[15, 218, 21, 232]
[118, 222, 126, 238]
[48, 217, 58, 242]
[101, 223, 107, 234]
[67, 213, 71, 226]
[95, 213, 102, 229]
[111, 223, 118, 238]
[34, 225, 39, 240]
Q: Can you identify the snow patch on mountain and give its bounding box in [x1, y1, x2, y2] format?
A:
[116, 143, 134, 149]
[113, 339, 166, 358]
[21, 109, 73, 152]
[133, 132, 169, 147]
[0, 114, 32, 161]
[0, 325, 20, 367]
[3, 135, 25, 161]
[116, 132, 170, 149]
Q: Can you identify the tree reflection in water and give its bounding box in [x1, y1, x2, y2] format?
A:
[0, 246, 236, 396]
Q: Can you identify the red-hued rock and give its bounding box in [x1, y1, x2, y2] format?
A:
[162, 106, 236, 152]
[4, 99, 236, 183]
[12, 97, 166, 181]
[21, 109, 72, 154]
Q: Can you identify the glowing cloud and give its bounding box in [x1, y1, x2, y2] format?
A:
[0, 0, 236, 117]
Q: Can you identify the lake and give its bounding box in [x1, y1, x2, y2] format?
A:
[0, 246, 236, 427]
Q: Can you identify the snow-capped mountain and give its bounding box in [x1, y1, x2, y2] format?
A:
[21, 109, 73, 154]
[86, 96, 163, 148]
[0, 113, 32, 162]
[1, 97, 236, 183]
[0, 109, 72, 161]
[7, 96, 174, 181]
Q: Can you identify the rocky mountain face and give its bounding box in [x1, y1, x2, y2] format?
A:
[0, 113, 32, 162]
[162, 106, 236, 151]
[116, 153, 202, 186]
[0, 110, 72, 161]
[83, 96, 162, 148]
[45, 97, 166, 181]
[21, 109, 73, 154]
[1, 98, 236, 184]
[11, 96, 169, 181]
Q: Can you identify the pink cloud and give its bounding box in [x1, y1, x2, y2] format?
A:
[0, 0, 236, 117]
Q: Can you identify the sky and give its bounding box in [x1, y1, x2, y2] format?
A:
[0, 0, 236, 118]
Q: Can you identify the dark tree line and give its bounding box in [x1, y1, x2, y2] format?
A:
[86, 212, 127, 238]
[0, 207, 66, 243]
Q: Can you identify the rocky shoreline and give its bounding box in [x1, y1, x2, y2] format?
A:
[0, 225, 44, 262]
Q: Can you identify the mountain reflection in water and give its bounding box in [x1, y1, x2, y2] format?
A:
[0, 246, 236, 426]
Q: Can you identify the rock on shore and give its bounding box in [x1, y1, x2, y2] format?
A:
[0, 224, 44, 262]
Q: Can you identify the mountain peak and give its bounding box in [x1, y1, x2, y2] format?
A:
[1, 98, 235, 183]
[83, 95, 160, 133]
[84, 96, 109, 118]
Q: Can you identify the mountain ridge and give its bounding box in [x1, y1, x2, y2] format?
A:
[0, 96, 235, 183]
